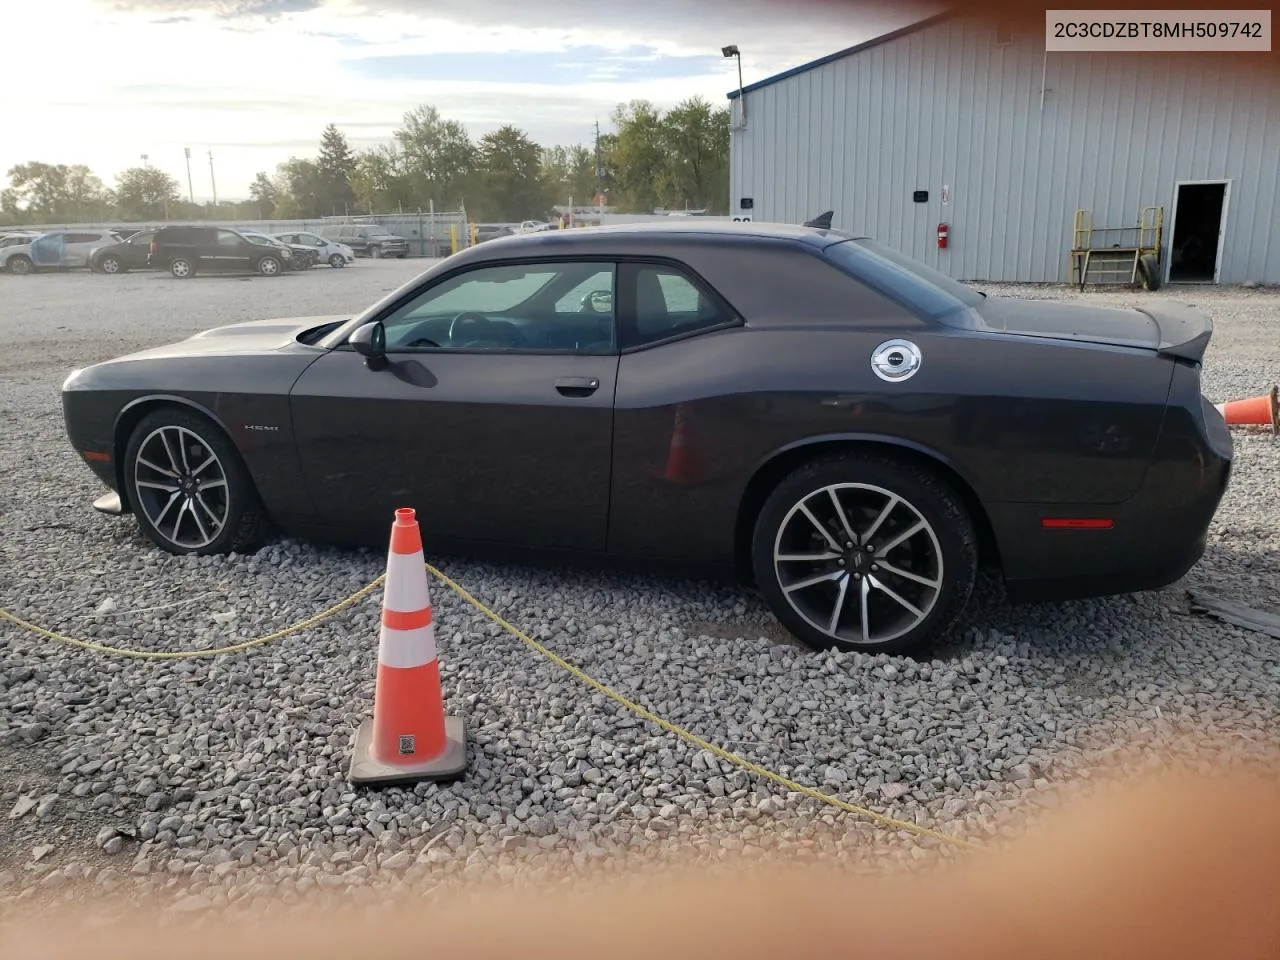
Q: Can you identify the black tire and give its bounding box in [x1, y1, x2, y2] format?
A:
[1138, 253, 1162, 291]
[750, 452, 978, 657]
[169, 257, 195, 279]
[123, 407, 270, 556]
[100, 254, 125, 275]
[328, 253, 345, 268]
[257, 255, 282, 276]
[8, 255, 34, 275]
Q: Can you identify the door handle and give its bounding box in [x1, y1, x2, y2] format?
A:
[555, 376, 600, 397]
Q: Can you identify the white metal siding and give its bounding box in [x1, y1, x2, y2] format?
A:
[729, 18, 1280, 284]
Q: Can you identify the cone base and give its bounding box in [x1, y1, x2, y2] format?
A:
[347, 715, 468, 786]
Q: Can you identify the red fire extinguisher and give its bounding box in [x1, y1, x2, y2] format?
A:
[937, 223, 949, 249]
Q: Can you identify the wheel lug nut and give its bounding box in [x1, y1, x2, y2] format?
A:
[853, 572, 861, 580]
[837, 559, 845, 566]
[845, 542, 853, 549]
[870, 564, 879, 571]
[866, 544, 875, 552]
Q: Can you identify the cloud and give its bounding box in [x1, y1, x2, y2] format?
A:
[101, 0, 319, 18]
[343, 46, 719, 85]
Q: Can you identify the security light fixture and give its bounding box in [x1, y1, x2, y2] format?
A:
[722, 44, 746, 126]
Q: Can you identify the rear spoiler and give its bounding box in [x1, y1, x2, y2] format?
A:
[1133, 301, 1214, 363]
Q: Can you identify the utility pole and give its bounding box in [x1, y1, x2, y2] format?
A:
[207, 149, 218, 209]
[594, 119, 605, 219]
[183, 147, 194, 203]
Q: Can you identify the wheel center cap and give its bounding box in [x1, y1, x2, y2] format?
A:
[848, 550, 866, 571]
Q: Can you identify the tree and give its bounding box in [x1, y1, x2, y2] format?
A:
[393, 104, 476, 209]
[655, 96, 731, 213]
[474, 126, 545, 220]
[114, 166, 180, 220]
[603, 100, 668, 213]
[276, 157, 324, 218]
[350, 145, 416, 215]
[248, 172, 278, 219]
[3, 162, 72, 222]
[540, 144, 598, 209]
[317, 123, 357, 216]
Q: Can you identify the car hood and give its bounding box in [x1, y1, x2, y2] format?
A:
[964, 296, 1213, 363]
[109, 315, 349, 361]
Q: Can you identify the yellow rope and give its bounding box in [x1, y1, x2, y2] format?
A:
[0, 563, 978, 850]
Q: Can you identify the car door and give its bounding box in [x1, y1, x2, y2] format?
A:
[125, 231, 154, 267]
[61, 232, 101, 266]
[210, 229, 250, 272]
[288, 258, 620, 550]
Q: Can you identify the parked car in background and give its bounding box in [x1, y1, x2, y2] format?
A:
[329, 223, 409, 259]
[89, 229, 158, 274]
[474, 224, 516, 244]
[149, 225, 290, 278]
[240, 231, 313, 269]
[512, 219, 554, 234]
[272, 231, 355, 268]
[1, 230, 40, 250]
[1, 228, 126, 274]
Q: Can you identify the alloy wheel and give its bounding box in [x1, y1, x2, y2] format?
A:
[132, 425, 229, 550]
[102, 257, 120, 274]
[772, 482, 944, 647]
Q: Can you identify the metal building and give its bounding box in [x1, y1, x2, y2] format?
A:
[727, 12, 1280, 286]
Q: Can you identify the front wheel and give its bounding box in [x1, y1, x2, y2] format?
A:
[751, 453, 978, 657]
[123, 408, 270, 556]
[328, 253, 346, 268]
[257, 255, 281, 276]
[100, 255, 125, 274]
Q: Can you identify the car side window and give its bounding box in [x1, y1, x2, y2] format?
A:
[377, 261, 617, 355]
[217, 230, 242, 247]
[621, 262, 735, 349]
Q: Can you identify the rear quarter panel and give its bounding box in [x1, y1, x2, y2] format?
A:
[606, 240, 1175, 566]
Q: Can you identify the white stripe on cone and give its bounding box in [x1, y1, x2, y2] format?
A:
[385, 548, 431, 612]
[378, 622, 438, 669]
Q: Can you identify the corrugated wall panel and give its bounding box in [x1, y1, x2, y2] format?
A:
[729, 17, 1280, 283]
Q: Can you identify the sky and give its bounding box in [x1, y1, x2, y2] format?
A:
[7, 0, 938, 200]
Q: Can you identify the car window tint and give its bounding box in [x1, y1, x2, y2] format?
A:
[217, 230, 242, 247]
[824, 239, 982, 322]
[380, 261, 617, 355]
[629, 264, 730, 345]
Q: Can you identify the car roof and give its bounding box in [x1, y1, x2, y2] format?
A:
[452, 219, 863, 259]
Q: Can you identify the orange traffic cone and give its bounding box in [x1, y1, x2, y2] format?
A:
[664, 403, 706, 484]
[1215, 385, 1278, 434]
[348, 507, 467, 786]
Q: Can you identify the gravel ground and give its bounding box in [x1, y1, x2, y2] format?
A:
[1, 262, 1278, 925]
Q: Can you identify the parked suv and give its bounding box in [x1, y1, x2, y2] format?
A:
[329, 223, 409, 259]
[1, 229, 126, 274]
[149, 225, 290, 278]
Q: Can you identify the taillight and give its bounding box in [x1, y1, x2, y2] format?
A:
[150, 240, 158, 255]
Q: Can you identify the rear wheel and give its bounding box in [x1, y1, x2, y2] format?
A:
[751, 453, 978, 657]
[169, 257, 195, 279]
[8, 255, 34, 275]
[123, 407, 269, 556]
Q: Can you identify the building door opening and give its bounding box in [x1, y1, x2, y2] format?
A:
[1167, 181, 1228, 283]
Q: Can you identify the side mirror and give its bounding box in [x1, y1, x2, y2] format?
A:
[349, 320, 388, 371]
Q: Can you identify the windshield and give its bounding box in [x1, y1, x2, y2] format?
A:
[824, 238, 983, 322]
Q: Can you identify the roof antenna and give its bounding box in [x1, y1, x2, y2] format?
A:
[803, 210, 834, 229]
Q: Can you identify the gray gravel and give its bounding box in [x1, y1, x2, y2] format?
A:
[2, 263, 1278, 920]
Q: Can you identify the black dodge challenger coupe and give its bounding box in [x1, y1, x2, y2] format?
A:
[61, 220, 1233, 655]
